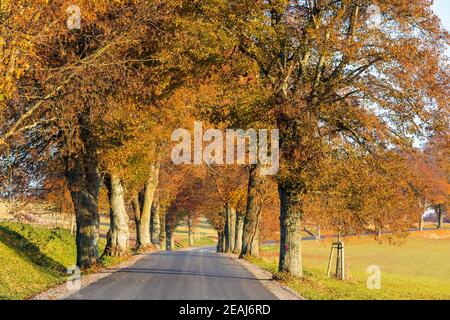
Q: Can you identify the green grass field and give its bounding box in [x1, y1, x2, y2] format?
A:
[0, 221, 118, 300]
[252, 230, 450, 300]
[174, 217, 217, 248]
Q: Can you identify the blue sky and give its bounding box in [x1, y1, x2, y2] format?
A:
[433, 0, 450, 32]
[432, 1, 450, 61]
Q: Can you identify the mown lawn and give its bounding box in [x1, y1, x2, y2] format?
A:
[0, 221, 112, 300]
[251, 230, 450, 300]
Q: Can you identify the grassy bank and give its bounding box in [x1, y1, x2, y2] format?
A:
[0, 221, 127, 300]
[250, 230, 450, 300]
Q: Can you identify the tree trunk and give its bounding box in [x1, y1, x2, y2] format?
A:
[132, 193, 141, 246]
[151, 198, 161, 245]
[68, 177, 100, 270]
[229, 207, 236, 252]
[102, 173, 129, 257]
[419, 215, 424, 231]
[135, 163, 160, 250]
[65, 111, 100, 269]
[166, 226, 174, 251]
[278, 183, 303, 277]
[217, 230, 226, 253]
[240, 165, 262, 258]
[436, 204, 444, 229]
[249, 224, 259, 258]
[216, 230, 222, 252]
[188, 215, 194, 246]
[233, 213, 244, 254]
[166, 228, 172, 250]
[170, 233, 175, 250]
[160, 212, 166, 250]
[224, 206, 231, 252]
[221, 230, 226, 252]
[70, 215, 76, 235]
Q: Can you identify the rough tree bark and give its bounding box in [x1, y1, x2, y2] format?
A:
[102, 173, 129, 257]
[233, 212, 244, 254]
[278, 183, 303, 277]
[159, 212, 166, 250]
[150, 197, 161, 245]
[65, 112, 100, 270]
[240, 165, 262, 258]
[249, 222, 259, 258]
[131, 193, 141, 246]
[135, 163, 160, 250]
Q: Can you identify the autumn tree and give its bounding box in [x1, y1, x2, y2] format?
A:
[187, 0, 449, 276]
[410, 133, 449, 229]
[1, 0, 192, 267]
[303, 148, 423, 241]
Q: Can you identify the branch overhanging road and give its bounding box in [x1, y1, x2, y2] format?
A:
[68, 247, 277, 300]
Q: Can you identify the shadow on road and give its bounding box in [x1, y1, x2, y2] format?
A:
[107, 267, 272, 281]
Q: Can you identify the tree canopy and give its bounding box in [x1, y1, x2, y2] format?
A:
[1, 0, 448, 275]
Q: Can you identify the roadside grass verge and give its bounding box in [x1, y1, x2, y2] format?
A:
[0, 221, 131, 299]
[0, 222, 77, 299]
[250, 230, 450, 300]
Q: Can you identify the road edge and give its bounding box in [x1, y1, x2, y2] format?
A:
[29, 250, 158, 300]
[228, 253, 306, 300]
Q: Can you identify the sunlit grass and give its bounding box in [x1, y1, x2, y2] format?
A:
[0, 221, 110, 299]
[252, 230, 450, 300]
[174, 217, 217, 248]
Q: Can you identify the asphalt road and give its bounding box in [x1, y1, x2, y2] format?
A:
[68, 247, 277, 300]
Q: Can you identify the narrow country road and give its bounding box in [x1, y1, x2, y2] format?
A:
[68, 247, 277, 300]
